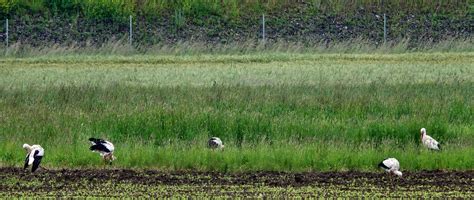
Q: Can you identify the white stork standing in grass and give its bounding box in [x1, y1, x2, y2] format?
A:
[420, 128, 441, 151]
[89, 138, 116, 164]
[22, 144, 44, 172]
[378, 158, 403, 177]
[208, 137, 224, 150]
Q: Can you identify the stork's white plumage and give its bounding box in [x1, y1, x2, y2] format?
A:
[89, 138, 116, 163]
[378, 158, 402, 177]
[420, 128, 441, 151]
[22, 144, 44, 172]
[208, 137, 224, 149]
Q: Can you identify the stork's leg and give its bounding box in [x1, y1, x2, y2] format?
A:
[102, 158, 107, 169]
[387, 174, 391, 182]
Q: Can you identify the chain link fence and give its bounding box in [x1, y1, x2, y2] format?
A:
[0, 19, 6, 47]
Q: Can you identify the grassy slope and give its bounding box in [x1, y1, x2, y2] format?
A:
[0, 53, 472, 171]
[1, 1, 471, 46]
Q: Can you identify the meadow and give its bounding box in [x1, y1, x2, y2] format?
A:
[0, 52, 473, 172]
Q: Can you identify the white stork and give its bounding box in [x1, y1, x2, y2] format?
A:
[89, 138, 115, 164]
[378, 158, 402, 177]
[22, 144, 44, 172]
[208, 137, 224, 150]
[420, 128, 441, 151]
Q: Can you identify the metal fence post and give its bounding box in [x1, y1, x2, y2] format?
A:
[5, 18, 8, 47]
[262, 14, 266, 43]
[129, 15, 132, 46]
[383, 13, 387, 44]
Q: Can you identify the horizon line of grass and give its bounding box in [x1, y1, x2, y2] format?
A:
[1, 52, 472, 67]
[0, 37, 472, 57]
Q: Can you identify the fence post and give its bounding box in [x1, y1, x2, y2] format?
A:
[383, 13, 387, 44]
[5, 18, 8, 47]
[129, 15, 132, 46]
[262, 14, 266, 43]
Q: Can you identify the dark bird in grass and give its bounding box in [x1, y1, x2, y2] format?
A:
[22, 144, 44, 172]
[378, 158, 402, 177]
[89, 138, 115, 164]
[208, 137, 224, 150]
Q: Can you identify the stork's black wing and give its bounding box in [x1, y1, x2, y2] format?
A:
[208, 139, 218, 148]
[378, 161, 390, 170]
[31, 150, 43, 172]
[90, 144, 111, 153]
[89, 138, 106, 144]
[24, 154, 30, 169]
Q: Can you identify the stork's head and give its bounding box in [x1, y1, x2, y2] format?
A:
[420, 128, 426, 140]
[393, 170, 403, 177]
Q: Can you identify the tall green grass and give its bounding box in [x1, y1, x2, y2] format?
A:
[0, 53, 472, 171]
[1, 37, 473, 57]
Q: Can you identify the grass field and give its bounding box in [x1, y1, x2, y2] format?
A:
[0, 52, 473, 172]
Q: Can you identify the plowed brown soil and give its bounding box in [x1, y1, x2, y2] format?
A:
[1, 167, 473, 198]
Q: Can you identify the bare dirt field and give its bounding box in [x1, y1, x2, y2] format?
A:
[1, 167, 473, 198]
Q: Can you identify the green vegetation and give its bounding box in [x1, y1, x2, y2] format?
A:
[3, 179, 471, 198]
[1, 0, 470, 19]
[0, 52, 472, 171]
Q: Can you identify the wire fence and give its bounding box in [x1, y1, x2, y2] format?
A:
[0, 13, 471, 49]
[0, 19, 6, 46]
